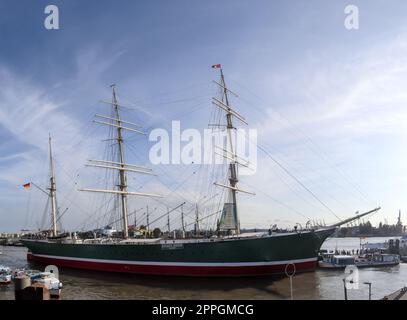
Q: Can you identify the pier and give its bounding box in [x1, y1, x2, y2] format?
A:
[0, 232, 31, 246]
[382, 287, 407, 300]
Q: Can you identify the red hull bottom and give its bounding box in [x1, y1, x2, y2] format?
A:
[27, 253, 317, 277]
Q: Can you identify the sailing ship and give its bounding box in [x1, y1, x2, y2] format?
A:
[21, 67, 380, 276]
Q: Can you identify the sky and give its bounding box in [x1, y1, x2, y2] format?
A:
[1, 0, 407, 232]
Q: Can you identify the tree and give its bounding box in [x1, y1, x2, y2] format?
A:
[359, 221, 372, 235]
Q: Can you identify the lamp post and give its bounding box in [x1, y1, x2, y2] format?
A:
[342, 279, 348, 300]
[363, 282, 372, 300]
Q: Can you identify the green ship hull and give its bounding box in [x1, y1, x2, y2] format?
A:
[22, 227, 335, 276]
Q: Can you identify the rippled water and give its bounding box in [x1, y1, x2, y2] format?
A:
[0, 237, 405, 300]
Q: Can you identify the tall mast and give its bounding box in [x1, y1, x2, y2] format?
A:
[181, 204, 185, 234]
[79, 85, 162, 239]
[111, 85, 129, 239]
[167, 207, 171, 233]
[146, 205, 150, 233]
[195, 204, 200, 236]
[48, 134, 58, 237]
[212, 66, 253, 235]
[220, 69, 240, 234]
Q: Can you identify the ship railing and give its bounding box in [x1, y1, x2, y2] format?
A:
[83, 238, 106, 244]
[120, 238, 161, 245]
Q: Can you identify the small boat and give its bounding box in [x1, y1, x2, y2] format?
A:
[318, 254, 355, 269]
[355, 253, 400, 267]
[11, 269, 62, 298]
[318, 253, 400, 269]
[399, 235, 407, 261]
[0, 265, 12, 284]
[32, 272, 63, 298]
[13, 269, 62, 293]
[12, 269, 42, 280]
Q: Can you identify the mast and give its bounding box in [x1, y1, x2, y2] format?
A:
[48, 134, 58, 237]
[167, 207, 171, 233]
[79, 85, 162, 239]
[146, 205, 150, 233]
[195, 203, 199, 236]
[181, 204, 185, 234]
[111, 85, 130, 239]
[211, 67, 251, 235]
[220, 69, 240, 234]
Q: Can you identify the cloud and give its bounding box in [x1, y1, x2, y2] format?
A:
[0, 47, 212, 232]
[2, 24, 407, 232]
[230, 32, 407, 228]
[0, 66, 97, 230]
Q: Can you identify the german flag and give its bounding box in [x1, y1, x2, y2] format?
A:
[23, 182, 31, 189]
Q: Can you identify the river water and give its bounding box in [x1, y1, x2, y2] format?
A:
[0, 237, 405, 300]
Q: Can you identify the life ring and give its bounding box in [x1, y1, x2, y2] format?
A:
[285, 263, 296, 278]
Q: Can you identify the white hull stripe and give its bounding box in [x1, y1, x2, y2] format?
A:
[29, 253, 317, 267]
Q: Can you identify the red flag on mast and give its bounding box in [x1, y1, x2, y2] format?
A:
[212, 64, 221, 69]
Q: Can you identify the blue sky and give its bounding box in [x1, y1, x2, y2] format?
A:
[1, 0, 407, 232]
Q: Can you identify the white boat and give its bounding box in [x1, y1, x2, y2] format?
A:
[0, 265, 12, 284]
[318, 254, 355, 268]
[399, 235, 407, 261]
[319, 253, 399, 269]
[32, 272, 63, 297]
[12, 268, 42, 280]
[355, 253, 400, 267]
[362, 242, 389, 251]
[12, 268, 62, 297]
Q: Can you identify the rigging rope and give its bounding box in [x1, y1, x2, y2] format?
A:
[257, 144, 341, 221]
[231, 79, 376, 207]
